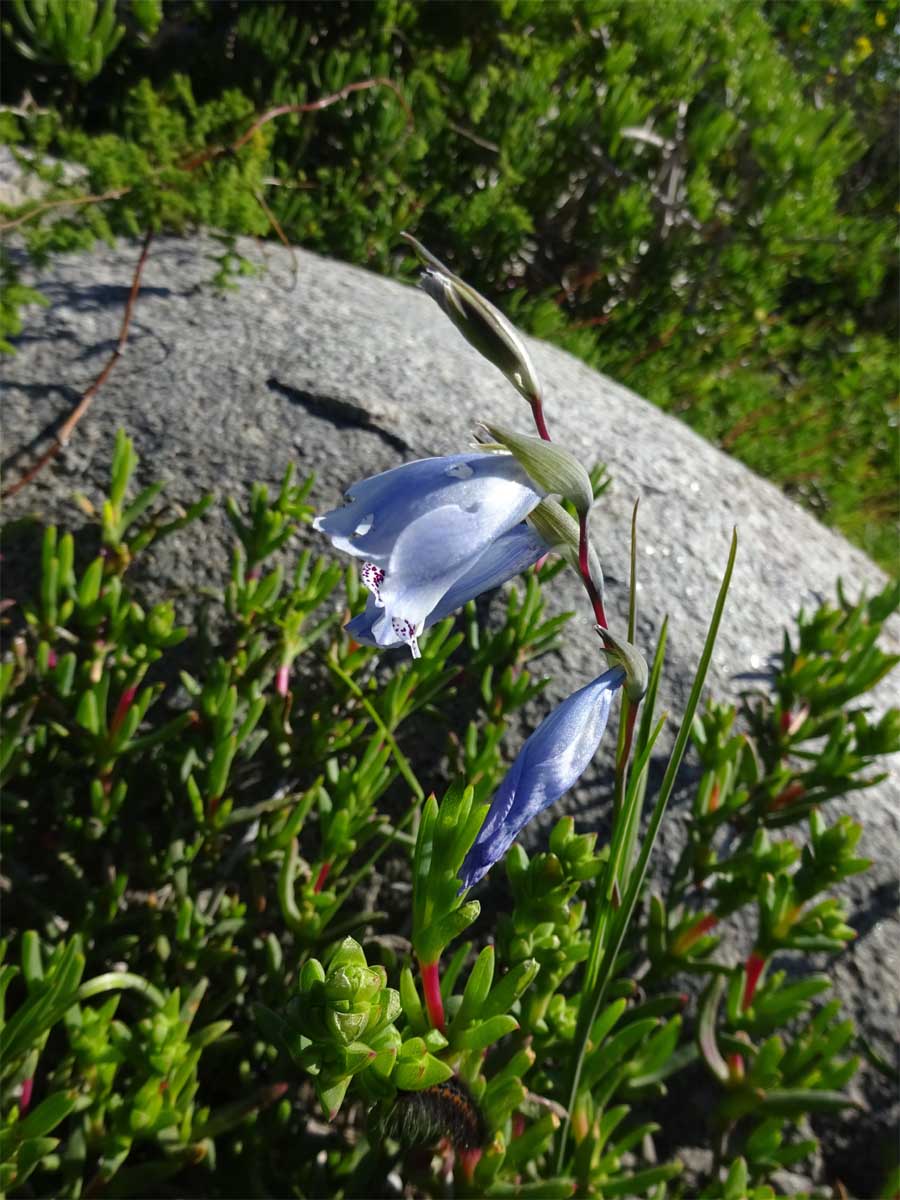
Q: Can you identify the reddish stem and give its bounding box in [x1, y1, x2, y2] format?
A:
[419, 958, 446, 1032]
[578, 513, 607, 628]
[531, 398, 552, 441]
[312, 862, 332, 894]
[109, 686, 137, 737]
[742, 951, 766, 1010]
[673, 912, 719, 955]
[20, 1077, 33, 1114]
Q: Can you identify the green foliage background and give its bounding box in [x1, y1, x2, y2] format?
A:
[1, 0, 897, 566]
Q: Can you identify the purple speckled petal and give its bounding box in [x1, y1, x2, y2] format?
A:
[346, 523, 548, 651]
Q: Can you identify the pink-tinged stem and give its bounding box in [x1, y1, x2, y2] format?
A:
[673, 912, 719, 955]
[771, 781, 806, 811]
[47, 649, 58, 669]
[20, 1077, 33, 1114]
[577, 514, 607, 628]
[312, 862, 331, 894]
[742, 951, 767, 1010]
[727, 1052, 745, 1082]
[109, 686, 137, 737]
[531, 398, 552, 441]
[419, 958, 446, 1032]
[275, 663, 290, 697]
[458, 1148, 482, 1182]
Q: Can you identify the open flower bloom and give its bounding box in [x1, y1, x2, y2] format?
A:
[314, 452, 544, 657]
[458, 666, 626, 889]
[346, 522, 549, 651]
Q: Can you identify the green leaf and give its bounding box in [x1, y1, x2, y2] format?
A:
[15, 1090, 77, 1139]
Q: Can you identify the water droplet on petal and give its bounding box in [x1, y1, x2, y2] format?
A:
[445, 462, 474, 480]
[353, 513, 374, 537]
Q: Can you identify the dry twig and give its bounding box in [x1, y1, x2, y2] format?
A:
[2, 231, 154, 500]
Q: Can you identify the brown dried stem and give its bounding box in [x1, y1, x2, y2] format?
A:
[2, 230, 154, 500]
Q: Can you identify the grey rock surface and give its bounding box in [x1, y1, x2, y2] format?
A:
[3, 236, 898, 1191]
[0, 144, 87, 208]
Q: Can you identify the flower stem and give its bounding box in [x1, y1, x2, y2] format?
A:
[419, 957, 446, 1031]
[530, 397, 551, 441]
[577, 513, 607, 627]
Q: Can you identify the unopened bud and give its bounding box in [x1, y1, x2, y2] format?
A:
[594, 626, 649, 702]
[299, 959, 326, 991]
[327, 937, 368, 970]
[527, 497, 604, 597]
[402, 232, 543, 407]
[482, 424, 594, 517]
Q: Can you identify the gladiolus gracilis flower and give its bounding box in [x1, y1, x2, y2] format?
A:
[314, 452, 544, 657]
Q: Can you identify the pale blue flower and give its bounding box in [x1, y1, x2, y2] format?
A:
[345, 522, 549, 651]
[314, 452, 543, 656]
[458, 666, 626, 889]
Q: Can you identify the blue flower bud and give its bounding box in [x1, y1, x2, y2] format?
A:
[458, 667, 625, 889]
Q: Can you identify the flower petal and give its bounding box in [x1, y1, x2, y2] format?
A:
[427, 523, 549, 626]
[314, 452, 542, 563]
[458, 666, 626, 889]
[346, 523, 548, 651]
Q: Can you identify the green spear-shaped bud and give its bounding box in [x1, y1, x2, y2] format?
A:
[481, 424, 594, 518]
[595, 625, 649, 703]
[402, 232, 543, 409]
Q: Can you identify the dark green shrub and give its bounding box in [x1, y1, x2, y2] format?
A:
[1, 0, 897, 565]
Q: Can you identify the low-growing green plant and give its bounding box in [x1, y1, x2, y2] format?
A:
[2, 430, 897, 1197]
